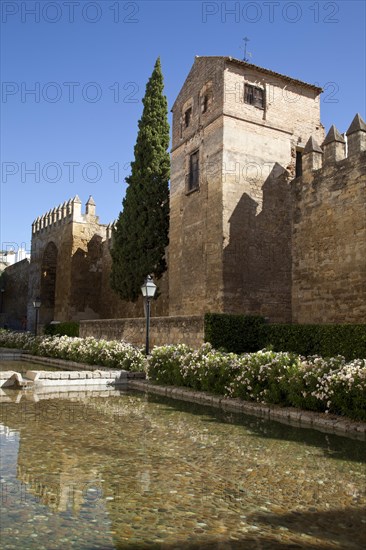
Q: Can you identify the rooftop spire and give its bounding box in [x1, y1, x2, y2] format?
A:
[323, 125, 345, 145]
[303, 136, 323, 154]
[346, 113, 366, 135]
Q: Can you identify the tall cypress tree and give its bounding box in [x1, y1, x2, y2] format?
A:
[110, 58, 170, 301]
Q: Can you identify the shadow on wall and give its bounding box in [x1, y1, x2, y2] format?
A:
[0, 260, 29, 330]
[40, 241, 58, 326]
[70, 234, 104, 319]
[223, 163, 293, 322]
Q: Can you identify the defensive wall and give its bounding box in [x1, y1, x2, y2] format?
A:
[1, 55, 365, 346]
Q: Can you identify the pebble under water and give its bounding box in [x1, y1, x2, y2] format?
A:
[0, 388, 365, 549]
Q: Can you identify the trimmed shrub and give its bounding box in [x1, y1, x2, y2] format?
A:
[44, 322, 80, 337]
[265, 324, 366, 360]
[204, 314, 366, 360]
[204, 313, 266, 354]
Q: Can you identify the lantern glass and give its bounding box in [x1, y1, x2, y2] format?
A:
[141, 275, 157, 299]
[33, 298, 41, 309]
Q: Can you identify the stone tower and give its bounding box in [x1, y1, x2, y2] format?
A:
[169, 56, 324, 321]
[27, 196, 107, 331]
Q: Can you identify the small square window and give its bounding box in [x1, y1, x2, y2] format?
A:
[244, 84, 264, 109]
[184, 107, 192, 128]
[188, 150, 199, 191]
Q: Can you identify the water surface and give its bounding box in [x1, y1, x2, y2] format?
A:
[0, 360, 69, 373]
[0, 389, 365, 549]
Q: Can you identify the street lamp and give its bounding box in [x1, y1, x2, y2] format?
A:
[141, 275, 157, 355]
[32, 297, 41, 337]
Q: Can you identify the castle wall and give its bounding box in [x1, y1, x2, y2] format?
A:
[4, 58, 363, 340]
[170, 57, 324, 321]
[0, 260, 29, 330]
[28, 210, 74, 330]
[27, 197, 110, 331]
[220, 62, 323, 321]
[221, 118, 294, 320]
[169, 57, 226, 315]
[25, 196, 170, 331]
[292, 149, 366, 324]
[68, 219, 106, 321]
[80, 315, 204, 349]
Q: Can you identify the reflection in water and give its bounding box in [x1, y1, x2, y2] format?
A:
[0, 360, 65, 373]
[0, 390, 365, 549]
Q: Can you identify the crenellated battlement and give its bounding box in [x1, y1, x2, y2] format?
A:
[292, 113, 365, 325]
[4, 57, 363, 333]
[300, 113, 366, 178]
[31, 195, 101, 235]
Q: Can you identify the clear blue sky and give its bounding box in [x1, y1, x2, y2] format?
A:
[1, 0, 365, 252]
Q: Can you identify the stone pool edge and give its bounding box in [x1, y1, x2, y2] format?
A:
[127, 379, 366, 440]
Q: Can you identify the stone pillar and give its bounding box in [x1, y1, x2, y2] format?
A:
[323, 125, 346, 163]
[85, 195, 96, 218]
[302, 136, 323, 175]
[346, 113, 366, 156]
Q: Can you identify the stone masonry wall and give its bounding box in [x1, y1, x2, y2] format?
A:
[80, 315, 205, 348]
[170, 56, 324, 321]
[27, 196, 108, 331]
[5, 58, 363, 336]
[223, 60, 324, 147]
[292, 148, 366, 323]
[221, 60, 324, 321]
[1, 259, 29, 330]
[169, 57, 226, 315]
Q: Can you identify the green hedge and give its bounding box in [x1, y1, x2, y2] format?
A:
[265, 324, 366, 360]
[43, 322, 80, 337]
[204, 313, 366, 360]
[204, 313, 266, 354]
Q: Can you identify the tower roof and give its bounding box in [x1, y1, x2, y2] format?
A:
[304, 136, 323, 154]
[346, 113, 366, 135]
[199, 56, 323, 92]
[86, 195, 96, 205]
[323, 125, 345, 145]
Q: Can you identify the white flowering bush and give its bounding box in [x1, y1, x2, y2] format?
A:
[286, 355, 341, 412]
[307, 357, 366, 419]
[146, 343, 191, 384]
[227, 350, 302, 405]
[181, 344, 243, 393]
[148, 344, 301, 400]
[0, 329, 145, 372]
[148, 343, 366, 420]
[0, 329, 36, 351]
[2, 329, 365, 419]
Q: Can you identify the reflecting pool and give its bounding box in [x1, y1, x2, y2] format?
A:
[0, 389, 365, 549]
[0, 360, 62, 373]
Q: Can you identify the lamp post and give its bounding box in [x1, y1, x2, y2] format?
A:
[32, 297, 41, 337]
[141, 275, 157, 355]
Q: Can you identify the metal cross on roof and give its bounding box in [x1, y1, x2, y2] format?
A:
[240, 37, 252, 62]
